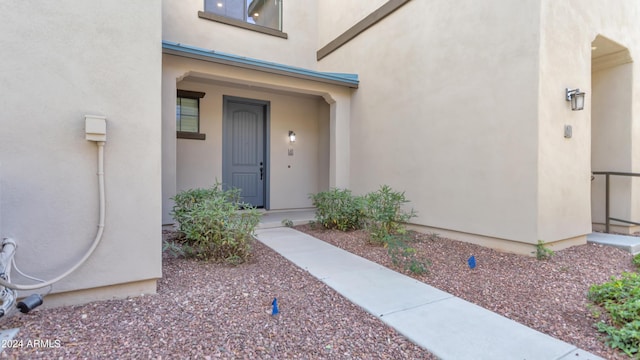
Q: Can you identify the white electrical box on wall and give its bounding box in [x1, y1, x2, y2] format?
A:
[564, 125, 572, 139]
[85, 115, 107, 142]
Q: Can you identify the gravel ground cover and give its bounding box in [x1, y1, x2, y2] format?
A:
[295, 224, 637, 360]
[1, 226, 636, 359]
[0, 230, 434, 359]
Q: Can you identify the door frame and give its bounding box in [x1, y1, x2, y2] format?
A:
[222, 95, 271, 209]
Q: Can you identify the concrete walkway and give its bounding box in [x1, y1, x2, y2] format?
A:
[255, 227, 604, 360]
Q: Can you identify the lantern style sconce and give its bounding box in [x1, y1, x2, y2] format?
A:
[566, 88, 586, 111]
[288, 130, 296, 143]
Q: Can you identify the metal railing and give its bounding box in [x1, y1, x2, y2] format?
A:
[592, 171, 640, 233]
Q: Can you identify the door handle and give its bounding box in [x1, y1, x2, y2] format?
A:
[260, 162, 264, 180]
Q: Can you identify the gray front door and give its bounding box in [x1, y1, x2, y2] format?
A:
[222, 97, 266, 208]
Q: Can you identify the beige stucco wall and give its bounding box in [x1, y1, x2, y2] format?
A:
[317, 0, 640, 249]
[536, 2, 593, 242]
[163, 0, 318, 69]
[0, 1, 162, 301]
[318, 0, 543, 245]
[317, 0, 388, 48]
[591, 64, 634, 227]
[538, 0, 640, 237]
[175, 79, 330, 210]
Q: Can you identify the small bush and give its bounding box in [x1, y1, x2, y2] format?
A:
[588, 272, 640, 356]
[172, 186, 238, 231]
[533, 240, 554, 260]
[633, 253, 640, 269]
[596, 321, 640, 357]
[364, 185, 416, 245]
[386, 234, 431, 275]
[310, 185, 428, 274]
[162, 239, 185, 258]
[171, 183, 260, 264]
[310, 188, 365, 231]
[589, 272, 640, 305]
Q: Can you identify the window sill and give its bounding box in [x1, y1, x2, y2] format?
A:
[198, 11, 288, 39]
[177, 132, 206, 140]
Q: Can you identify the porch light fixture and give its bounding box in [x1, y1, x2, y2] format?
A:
[566, 88, 586, 111]
[288, 131, 296, 143]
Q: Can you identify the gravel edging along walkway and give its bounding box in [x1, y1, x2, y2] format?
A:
[0, 225, 635, 359]
[0, 230, 435, 359]
[294, 224, 636, 360]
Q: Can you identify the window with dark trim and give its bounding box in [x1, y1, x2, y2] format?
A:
[176, 90, 206, 140]
[199, 0, 286, 38]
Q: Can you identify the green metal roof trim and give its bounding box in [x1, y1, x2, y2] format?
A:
[162, 41, 359, 88]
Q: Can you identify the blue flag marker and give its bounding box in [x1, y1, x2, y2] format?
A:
[468, 255, 476, 269]
[272, 298, 279, 315]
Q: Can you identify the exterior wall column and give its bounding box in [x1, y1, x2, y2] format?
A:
[161, 66, 183, 224]
[591, 61, 636, 232]
[325, 92, 351, 189]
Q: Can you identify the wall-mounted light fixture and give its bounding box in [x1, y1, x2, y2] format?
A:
[288, 130, 296, 143]
[566, 88, 586, 111]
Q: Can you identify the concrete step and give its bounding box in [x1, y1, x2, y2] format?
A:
[257, 209, 315, 229]
[587, 232, 640, 255]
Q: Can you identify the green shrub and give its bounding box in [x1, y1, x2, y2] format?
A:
[385, 234, 431, 275]
[172, 185, 240, 231]
[310, 188, 365, 231]
[588, 272, 640, 356]
[363, 185, 416, 245]
[596, 321, 640, 357]
[171, 183, 260, 264]
[589, 272, 640, 305]
[162, 239, 185, 258]
[633, 253, 640, 269]
[533, 240, 555, 260]
[310, 185, 429, 275]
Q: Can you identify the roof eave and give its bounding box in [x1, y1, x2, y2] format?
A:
[162, 41, 359, 89]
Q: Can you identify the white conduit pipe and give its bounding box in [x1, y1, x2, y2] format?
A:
[0, 141, 106, 290]
[0, 238, 16, 278]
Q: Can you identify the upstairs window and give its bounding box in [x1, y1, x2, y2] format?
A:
[176, 90, 206, 140]
[204, 0, 282, 31]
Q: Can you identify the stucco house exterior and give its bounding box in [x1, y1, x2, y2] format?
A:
[163, 0, 640, 255]
[1, 0, 639, 305]
[0, 1, 162, 306]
